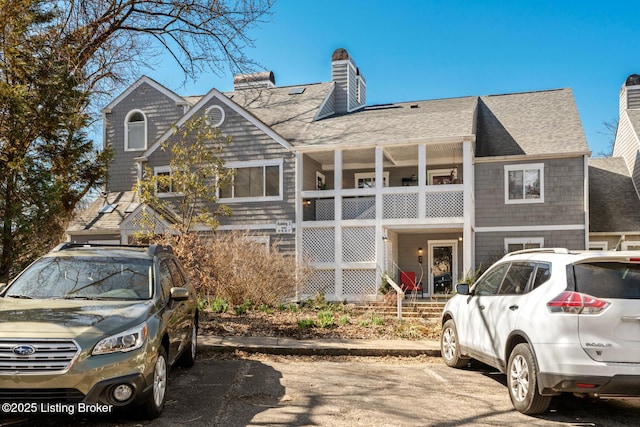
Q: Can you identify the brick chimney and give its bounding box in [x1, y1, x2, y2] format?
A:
[331, 48, 366, 114]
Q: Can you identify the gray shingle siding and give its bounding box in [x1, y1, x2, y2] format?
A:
[106, 82, 185, 192]
[475, 230, 586, 271]
[475, 157, 586, 228]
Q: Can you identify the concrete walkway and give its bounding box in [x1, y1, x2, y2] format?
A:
[198, 334, 442, 357]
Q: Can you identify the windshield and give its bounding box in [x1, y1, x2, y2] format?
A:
[573, 262, 640, 299]
[4, 256, 153, 300]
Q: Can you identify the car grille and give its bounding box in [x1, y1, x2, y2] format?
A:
[0, 339, 80, 373]
[0, 388, 84, 402]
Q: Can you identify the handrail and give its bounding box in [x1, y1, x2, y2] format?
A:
[383, 274, 404, 319]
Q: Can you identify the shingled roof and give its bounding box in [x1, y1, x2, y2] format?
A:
[589, 157, 640, 232]
[476, 89, 590, 157]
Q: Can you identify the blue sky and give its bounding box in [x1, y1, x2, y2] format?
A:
[145, 0, 640, 157]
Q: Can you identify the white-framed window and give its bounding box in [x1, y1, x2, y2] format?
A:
[622, 241, 640, 251]
[219, 159, 283, 202]
[428, 168, 457, 185]
[589, 241, 609, 251]
[354, 172, 389, 189]
[125, 110, 147, 151]
[154, 166, 176, 196]
[205, 105, 225, 128]
[504, 163, 544, 204]
[504, 237, 544, 254]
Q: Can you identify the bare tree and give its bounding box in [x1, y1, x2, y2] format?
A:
[596, 118, 618, 157]
[0, 0, 274, 280]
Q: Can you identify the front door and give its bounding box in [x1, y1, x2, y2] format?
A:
[428, 240, 457, 295]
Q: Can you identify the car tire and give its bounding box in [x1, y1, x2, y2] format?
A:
[440, 319, 469, 368]
[507, 343, 552, 415]
[178, 317, 197, 368]
[142, 346, 168, 419]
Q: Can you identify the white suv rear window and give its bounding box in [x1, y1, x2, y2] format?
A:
[572, 262, 640, 299]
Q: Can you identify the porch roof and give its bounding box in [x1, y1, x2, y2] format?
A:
[67, 191, 140, 233]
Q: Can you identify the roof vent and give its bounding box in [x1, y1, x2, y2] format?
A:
[233, 71, 275, 90]
[289, 87, 305, 95]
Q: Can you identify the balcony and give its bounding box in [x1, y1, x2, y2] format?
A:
[302, 184, 464, 222]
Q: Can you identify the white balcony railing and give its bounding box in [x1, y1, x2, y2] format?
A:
[303, 184, 464, 222]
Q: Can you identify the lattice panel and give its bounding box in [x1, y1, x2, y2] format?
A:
[342, 269, 377, 295]
[342, 197, 375, 220]
[302, 227, 335, 263]
[303, 270, 336, 295]
[425, 191, 464, 217]
[315, 199, 335, 221]
[382, 193, 419, 219]
[342, 226, 376, 262]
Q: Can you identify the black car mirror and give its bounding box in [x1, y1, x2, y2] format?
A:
[170, 287, 190, 301]
[456, 283, 470, 295]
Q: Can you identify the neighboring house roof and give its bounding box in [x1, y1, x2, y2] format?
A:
[477, 89, 590, 157]
[589, 157, 640, 232]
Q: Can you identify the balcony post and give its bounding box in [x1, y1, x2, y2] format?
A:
[462, 140, 474, 276]
[418, 144, 426, 218]
[334, 149, 343, 299]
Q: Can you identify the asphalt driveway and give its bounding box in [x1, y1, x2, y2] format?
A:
[3, 354, 640, 426]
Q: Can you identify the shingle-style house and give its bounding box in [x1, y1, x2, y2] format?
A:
[68, 48, 594, 301]
[591, 74, 640, 251]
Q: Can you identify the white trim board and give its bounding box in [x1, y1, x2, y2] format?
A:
[475, 224, 585, 233]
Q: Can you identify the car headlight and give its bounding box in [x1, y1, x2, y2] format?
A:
[92, 323, 148, 355]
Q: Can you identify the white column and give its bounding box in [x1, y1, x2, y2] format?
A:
[334, 149, 343, 300]
[462, 140, 474, 276]
[375, 147, 385, 286]
[418, 144, 427, 219]
[294, 152, 303, 301]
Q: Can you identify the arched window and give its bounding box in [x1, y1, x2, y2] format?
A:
[125, 110, 147, 151]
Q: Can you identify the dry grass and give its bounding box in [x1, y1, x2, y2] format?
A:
[199, 303, 442, 341]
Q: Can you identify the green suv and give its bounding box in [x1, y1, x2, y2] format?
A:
[0, 243, 198, 418]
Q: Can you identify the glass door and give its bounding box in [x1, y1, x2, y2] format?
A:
[428, 240, 458, 295]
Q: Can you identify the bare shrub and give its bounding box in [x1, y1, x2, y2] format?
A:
[159, 231, 308, 307]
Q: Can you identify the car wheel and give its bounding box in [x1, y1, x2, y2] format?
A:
[507, 343, 552, 415]
[178, 317, 197, 368]
[142, 346, 168, 419]
[440, 319, 468, 368]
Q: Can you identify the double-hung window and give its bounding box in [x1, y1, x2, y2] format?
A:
[154, 166, 176, 196]
[504, 163, 544, 204]
[220, 159, 282, 202]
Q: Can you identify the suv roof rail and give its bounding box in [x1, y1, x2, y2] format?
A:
[505, 247, 571, 257]
[53, 242, 173, 257]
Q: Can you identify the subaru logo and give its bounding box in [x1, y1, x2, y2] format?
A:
[12, 345, 36, 356]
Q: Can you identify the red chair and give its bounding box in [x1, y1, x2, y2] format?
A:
[400, 271, 423, 297]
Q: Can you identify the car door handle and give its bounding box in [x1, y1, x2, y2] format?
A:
[509, 305, 519, 311]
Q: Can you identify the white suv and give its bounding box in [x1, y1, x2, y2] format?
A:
[441, 248, 640, 414]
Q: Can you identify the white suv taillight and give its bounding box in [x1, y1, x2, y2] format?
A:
[547, 291, 610, 314]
